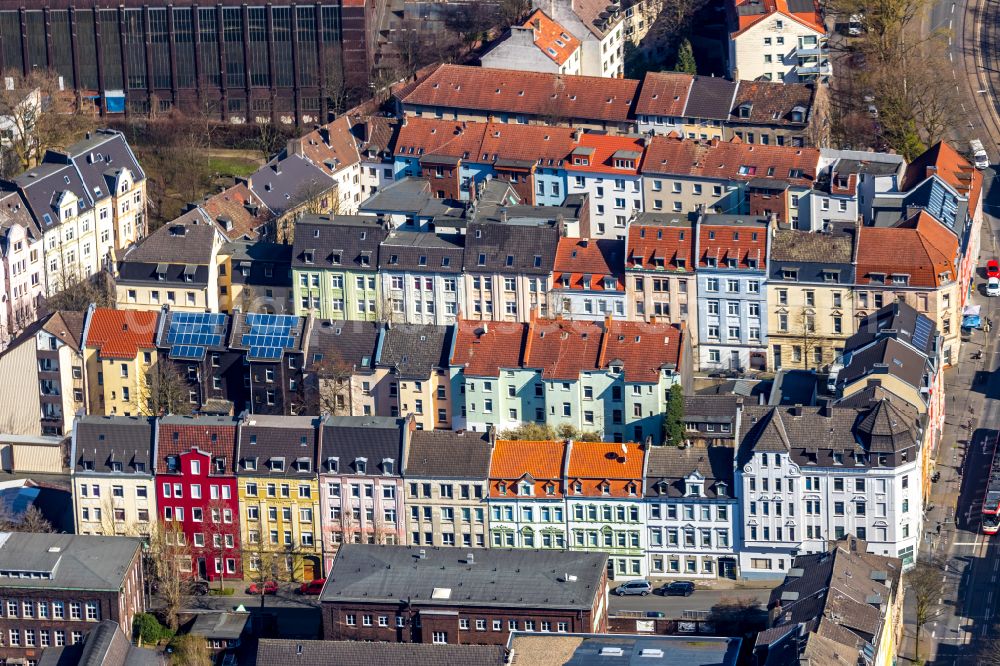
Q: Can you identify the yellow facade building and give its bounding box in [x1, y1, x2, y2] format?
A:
[82, 307, 159, 417]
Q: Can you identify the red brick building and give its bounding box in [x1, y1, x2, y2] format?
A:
[320, 545, 608, 645]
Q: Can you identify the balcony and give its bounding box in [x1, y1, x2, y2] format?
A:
[796, 61, 833, 77]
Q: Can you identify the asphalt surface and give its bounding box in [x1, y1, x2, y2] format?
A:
[608, 587, 772, 616]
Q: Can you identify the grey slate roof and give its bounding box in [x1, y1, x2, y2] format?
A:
[0, 532, 140, 590]
[121, 213, 218, 265]
[249, 155, 335, 216]
[320, 416, 405, 474]
[190, 611, 250, 640]
[9, 161, 90, 229]
[644, 443, 734, 498]
[737, 402, 918, 467]
[73, 415, 155, 476]
[683, 76, 739, 120]
[846, 301, 938, 357]
[768, 227, 856, 284]
[683, 395, 741, 424]
[359, 177, 463, 219]
[376, 323, 453, 379]
[252, 639, 505, 666]
[405, 430, 492, 478]
[236, 415, 321, 478]
[291, 215, 386, 271]
[380, 230, 465, 273]
[38, 620, 163, 666]
[62, 129, 146, 196]
[223, 240, 293, 288]
[307, 320, 381, 372]
[838, 337, 929, 391]
[320, 544, 607, 610]
[465, 220, 560, 275]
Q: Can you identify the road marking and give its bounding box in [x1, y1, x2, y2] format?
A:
[950, 18, 953, 29]
[952, 2, 956, 11]
[954, 542, 984, 546]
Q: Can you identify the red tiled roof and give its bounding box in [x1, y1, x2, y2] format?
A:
[399, 64, 639, 124]
[288, 115, 361, 176]
[521, 9, 581, 65]
[566, 441, 645, 496]
[643, 136, 819, 187]
[201, 183, 272, 241]
[564, 134, 645, 175]
[600, 320, 683, 383]
[524, 318, 604, 380]
[856, 212, 958, 288]
[489, 440, 567, 496]
[155, 421, 238, 474]
[553, 238, 624, 291]
[479, 123, 579, 165]
[627, 220, 695, 272]
[451, 321, 527, 377]
[698, 219, 769, 270]
[902, 141, 983, 214]
[732, 0, 825, 37]
[85, 309, 159, 360]
[635, 72, 694, 117]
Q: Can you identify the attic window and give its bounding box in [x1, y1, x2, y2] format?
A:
[389, 254, 399, 265]
[331, 253, 341, 265]
[506, 255, 514, 266]
[738, 103, 752, 118]
[789, 168, 804, 179]
[418, 255, 427, 266]
[478, 253, 487, 266]
[534, 255, 542, 267]
[738, 165, 756, 176]
[441, 257, 451, 267]
[327, 457, 339, 472]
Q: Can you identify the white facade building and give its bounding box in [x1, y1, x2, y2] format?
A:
[728, 0, 829, 84]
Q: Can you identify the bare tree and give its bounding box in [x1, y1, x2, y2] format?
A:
[307, 354, 357, 415]
[909, 559, 946, 662]
[243, 528, 286, 606]
[204, 497, 235, 590]
[168, 632, 212, 666]
[140, 362, 194, 417]
[42, 269, 113, 314]
[0, 503, 54, 533]
[147, 521, 193, 631]
[237, 285, 261, 315]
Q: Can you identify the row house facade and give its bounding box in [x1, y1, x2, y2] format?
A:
[727, 0, 829, 84]
[695, 215, 770, 372]
[481, 9, 584, 76]
[0, 310, 86, 437]
[82, 308, 159, 418]
[0, 190, 44, 343]
[551, 238, 625, 320]
[644, 443, 739, 579]
[378, 230, 465, 325]
[155, 415, 242, 581]
[1, 129, 146, 297]
[403, 430, 493, 549]
[736, 400, 922, 578]
[318, 416, 411, 572]
[71, 415, 156, 537]
[235, 415, 324, 582]
[449, 317, 690, 443]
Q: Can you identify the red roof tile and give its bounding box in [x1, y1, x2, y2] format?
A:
[732, 0, 825, 37]
[524, 318, 604, 380]
[400, 64, 639, 124]
[288, 115, 361, 176]
[85, 309, 159, 360]
[643, 136, 819, 187]
[553, 238, 624, 291]
[521, 10, 581, 65]
[698, 218, 770, 270]
[635, 72, 694, 117]
[451, 320, 527, 377]
[489, 440, 567, 497]
[566, 441, 645, 497]
[201, 183, 272, 241]
[600, 320, 683, 383]
[627, 218, 696, 272]
[902, 141, 983, 214]
[564, 134, 645, 175]
[856, 212, 958, 288]
[156, 419, 239, 474]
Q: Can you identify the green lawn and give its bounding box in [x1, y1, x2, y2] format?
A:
[207, 155, 260, 178]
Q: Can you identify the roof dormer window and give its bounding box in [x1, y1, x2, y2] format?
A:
[382, 458, 395, 475]
[355, 457, 367, 474]
[738, 103, 752, 119]
[519, 481, 534, 496]
[327, 456, 339, 472]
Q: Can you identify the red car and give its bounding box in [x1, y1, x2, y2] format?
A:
[247, 581, 278, 595]
[988, 260, 1000, 279]
[298, 578, 326, 595]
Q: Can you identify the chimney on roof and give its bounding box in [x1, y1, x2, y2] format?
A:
[272, 162, 281, 175]
[533, 17, 542, 30]
[819, 398, 833, 418]
[791, 404, 803, 417]
[122, 323, 128, 332]
[572, 129, 583, 142]
[319, 126, 331, 146]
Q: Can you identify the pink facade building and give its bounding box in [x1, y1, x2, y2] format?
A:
[318, 415, 411, 573]
[0, 190, 43, 345]
[155, 415, 242, 581]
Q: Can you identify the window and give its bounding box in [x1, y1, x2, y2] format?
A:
[432, 632, 447, 644]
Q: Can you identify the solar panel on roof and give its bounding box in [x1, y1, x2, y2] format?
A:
[912, 315, 933, 351]
[171, 344, 207, 361]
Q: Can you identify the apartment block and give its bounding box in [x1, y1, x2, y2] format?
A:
[82, 308, 159, 417]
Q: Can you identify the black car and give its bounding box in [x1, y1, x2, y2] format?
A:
[660, 581, 695, 597]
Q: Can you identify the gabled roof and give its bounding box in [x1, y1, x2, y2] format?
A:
[307, 320, 381, 373]
[121, 214, 219, 265]
[490, 439, 567, 486]
[731, 0, 825, 38]
[563, 134, 645, 174]
[600, 320, 683, 382]
[697, 215, 770, 270]
[684, 76, 740, 121]
[901, 141, 982, 213]
[399, 64, 639, 124]
[248, 155, 334, 216]
[839, 337, 930, 392]
[0, 532, 142, 591]
[62, 129, 146, 197]
[73, 416, 155, 476]
[519, 9, 581, 65]
[566, 441, 645, 481]
[523, 318, 604, 380]
[44, 310, 86, 352]
[287, 115, 361, 176]
[405, 430, 493, 479]
[236, 415, 320, 477]
[451, 321, 527, 378]
[380, 230, 464, 273]
[855, 211, 957, 287]
[642, 136, 819, 187]
[730, 80, 814, 126]
[627, 213, 695, 272]
[155, 415, 239, 474]
[253, 640, 504, 666]
[635, 72, 694, 117]
[847, 301, 938, 357]
[770, 227, 853, 264]
[200, 182, 273, 242]
[465, 220, 560, 275]
[290, 215, 386, 271]
[320, 416, 405, 474]
[644, 443, 735, 498]
[376, 324, 453, 379]
[553, 238, 624, 290]
[0, 189, 39, 244]
[85, 308, 159, 360]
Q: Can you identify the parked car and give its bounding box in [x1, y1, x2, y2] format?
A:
[298, 578, 326, 595]
[190, 578, 209, 596]
[247, 581, 278, 595]
[987, 259, 999, 278]
[988, 277, 1000, 297]
[615, 579, 652, 596]
[660, 581, 696, 597]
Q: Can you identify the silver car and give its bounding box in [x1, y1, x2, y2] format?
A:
[615, 579, 652, 596]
